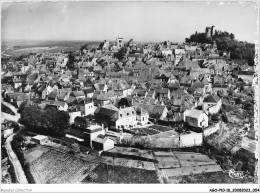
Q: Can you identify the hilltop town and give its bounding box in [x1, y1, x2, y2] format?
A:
[1, 26, 257, 184]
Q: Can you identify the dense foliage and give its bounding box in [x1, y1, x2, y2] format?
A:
[186, 29, 255, 66]
[80, 43, 90, 52]
[66, 51, 75, 70]
[114, 46, 128, 60]
[19, 105, 70, 137]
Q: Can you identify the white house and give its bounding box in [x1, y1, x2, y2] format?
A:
[112, 107, 137, 130]
[69, 111, 82, 124]
[174, 49, 185, 65]
[184, 109, 208, 128]
[84, 100, 95, 116]
[157, 88, 170, 101]
[134, 106, 149, 126]
[203, 94, 222, 114]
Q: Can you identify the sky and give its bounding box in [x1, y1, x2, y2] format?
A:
[1, 1, 258, 43]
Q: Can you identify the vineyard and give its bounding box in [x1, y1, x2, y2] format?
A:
[29, 149, 98, 184]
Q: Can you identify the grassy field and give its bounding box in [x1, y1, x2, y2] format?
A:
[168, 171, 257, 184]
[29, 149, 98, 184]
[82, 164, 160, 184]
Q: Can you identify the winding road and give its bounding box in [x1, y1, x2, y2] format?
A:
[5, 132, 28, 184]
[2, 100, 28, 183]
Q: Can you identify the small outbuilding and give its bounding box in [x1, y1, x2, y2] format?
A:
[31, 135, 48, 145]
[92, 135, 114, 151]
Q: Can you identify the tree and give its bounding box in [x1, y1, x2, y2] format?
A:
[186, 28, 255, 66]
[230, 33, 235, 40]
[19, 105, 43, 130]
[114, 46, 128, 61]
[67, 51, 75, 70]
[80, 43, 89, 52]
[19, 105, 69, 137]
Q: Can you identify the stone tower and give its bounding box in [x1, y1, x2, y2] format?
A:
[116, 36, 124, 49]
[205, 25, 215, 39]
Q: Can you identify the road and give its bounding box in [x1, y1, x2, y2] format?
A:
[1, 101, 20, 122]
[5, 132, 28, 184]
[2, 101, 28, 183]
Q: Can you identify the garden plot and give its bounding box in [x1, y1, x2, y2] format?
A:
[163, 164, 222, 178]
[108, 147, 154, 160]
[154, 151, 222, 178]
[24, 146, 49, 163]
[103, 156, 156, 171]
[30, 149, 98, 184]
[175, 153, 216, 167]
[154, 151, 175, 157]
[156, 157, 180, 168]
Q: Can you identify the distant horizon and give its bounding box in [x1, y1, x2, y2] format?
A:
[2, 1, 258, 43]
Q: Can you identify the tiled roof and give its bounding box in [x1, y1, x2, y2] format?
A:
[203, 94, 221, 103]
[238, 71, 254, 76]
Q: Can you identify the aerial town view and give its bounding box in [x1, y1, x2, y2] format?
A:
[1, 1, 259, 189]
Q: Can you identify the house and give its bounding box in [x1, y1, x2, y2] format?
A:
[94, 83, 108, 93]
[208, 56, 226, 64]
[92, 135, 114, 151]
[111, 107, 137, 130]
[156, 88, 170, 101]
[151, 105, 168, 120]
[213, 75, 225, 84]
[203, 94, 222, 114]
[70, 91, 85, 99]
[83, 87, 95, 98]
[117, 97, 133, 108]
[69, 110, 82, 124]
[212, 84, 228, 96]
[191, 81, 205, 94]
[95, 94, 110, 106]
[112, 82, 131, 97]
[174, 49, 185, 65]
[184, 109, 208, 128]
[94, 106, 118, 129]
[84, 98, 95, 116]
[134, 106, 149, 125]
[44, 100, 69, 111]
[238, 71, 254, 84]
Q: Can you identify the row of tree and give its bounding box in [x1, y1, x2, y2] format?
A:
[185, 29, 255, 66]
[19, 106, 70, 137]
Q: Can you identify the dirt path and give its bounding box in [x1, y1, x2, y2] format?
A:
[1, 101, 20, 122]
[5, 133, 28, 184]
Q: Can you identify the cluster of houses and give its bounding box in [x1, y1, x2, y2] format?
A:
[1, 36, 255, 151]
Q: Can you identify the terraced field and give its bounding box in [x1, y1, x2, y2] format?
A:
[30, 149, 98, 184]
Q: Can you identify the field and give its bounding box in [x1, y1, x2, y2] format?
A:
[29, 149, 98, 183]
[24, 146, 49, 163]
[132, 125, 176, 136]
[168, 171, 257, 184]
[82, 164, 160, 184]
[102, 156, 156, 171]
[108, 146, 154, 160]
[1, 40, 100, 56]
[153, 151, 224, 182]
